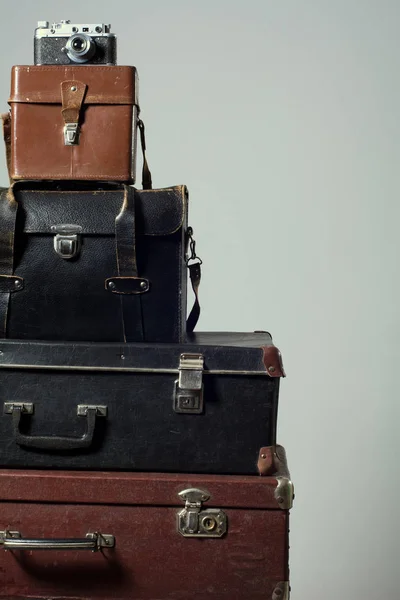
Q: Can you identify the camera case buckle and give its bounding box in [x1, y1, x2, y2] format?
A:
[64, 123, 80, 145]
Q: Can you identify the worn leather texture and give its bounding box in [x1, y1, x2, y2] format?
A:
[0, 464, 290, 600]
[0, 333, 282, 473]
[9, 65, 139, 182]
[1, 182, 188, 343]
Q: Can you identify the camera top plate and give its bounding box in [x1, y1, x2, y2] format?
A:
[35, 20, 112, 38]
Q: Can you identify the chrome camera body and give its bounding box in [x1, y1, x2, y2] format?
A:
[34, 20, 117, 65]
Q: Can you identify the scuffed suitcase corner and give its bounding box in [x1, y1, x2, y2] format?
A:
[257, 445, 294, 508]
[272, 581, 291, 600]
[262, 345, 286, 377]
[274, 445, 294, 510]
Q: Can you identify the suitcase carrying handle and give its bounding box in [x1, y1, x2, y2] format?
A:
[5, 403, 107, 451]
[0, 530, 115, 551]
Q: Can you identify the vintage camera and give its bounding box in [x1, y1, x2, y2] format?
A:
[34, 20, 117, 65]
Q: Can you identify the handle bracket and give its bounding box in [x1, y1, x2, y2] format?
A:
[4, 402, 33, 415]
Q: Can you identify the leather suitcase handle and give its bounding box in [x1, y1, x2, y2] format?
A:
[6, 404, 106, 451]
[0, 531, 115, 551]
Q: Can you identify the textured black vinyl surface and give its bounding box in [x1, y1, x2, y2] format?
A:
[0, 332, 274, 371]
[0, 369, 279, 474]
[0, 333, 280, 474]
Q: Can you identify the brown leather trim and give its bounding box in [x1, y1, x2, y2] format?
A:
[61, 80, 87, 124]
[258, 445, 291, 484]
[262, 346, 286, 377]
[12, 172, 134, 181]
[10, 95, 137, 106]
[10, 65, 138, 105]
[257, 446, 277, 476]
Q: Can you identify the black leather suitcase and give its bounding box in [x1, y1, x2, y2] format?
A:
[0, 181, 196, 343]
[0, 332, 285, 474]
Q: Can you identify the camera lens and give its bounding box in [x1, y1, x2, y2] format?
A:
[71, 37, 86, 52]
[65, 33, 96, 63]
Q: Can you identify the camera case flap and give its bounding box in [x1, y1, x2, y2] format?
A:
[8, 65, 139, 182]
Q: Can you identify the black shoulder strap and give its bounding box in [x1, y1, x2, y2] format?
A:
[138, 119, 152, 190]
[186, 262, 201, 333]
[185, 227, 202, 333]
[0, 186, 19, 337]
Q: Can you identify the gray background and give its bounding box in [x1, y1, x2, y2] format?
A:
[0, 1, 399, 598]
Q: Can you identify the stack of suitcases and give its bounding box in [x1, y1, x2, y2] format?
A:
[0, 20, 293, 600]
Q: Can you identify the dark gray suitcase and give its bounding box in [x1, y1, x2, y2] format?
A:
[0, 332, 285, 474]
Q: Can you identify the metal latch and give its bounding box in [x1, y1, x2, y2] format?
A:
[64, 123, 80, 145]
[51, 224, 82, 260]
[177, 488, 227, 538]
[174, 353, 204, 414]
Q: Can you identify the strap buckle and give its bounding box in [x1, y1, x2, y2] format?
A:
[186, 227, 203, 266]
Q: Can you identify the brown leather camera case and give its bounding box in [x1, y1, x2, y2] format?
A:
[8, 65, 139, 182]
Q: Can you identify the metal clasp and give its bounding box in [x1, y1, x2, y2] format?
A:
[64, 123, 80, 145]
[174, 353, 204, 414]
[51, 224, 82, 260]
[177, 488, 227, 538]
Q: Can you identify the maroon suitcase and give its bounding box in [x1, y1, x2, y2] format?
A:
[0, 446, 293, 600]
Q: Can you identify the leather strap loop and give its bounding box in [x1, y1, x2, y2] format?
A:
[0, 186, 18, 338]
[105, 276, 149, 295]
[114, 186, 144, 341]
[60, 81, 87, 124]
